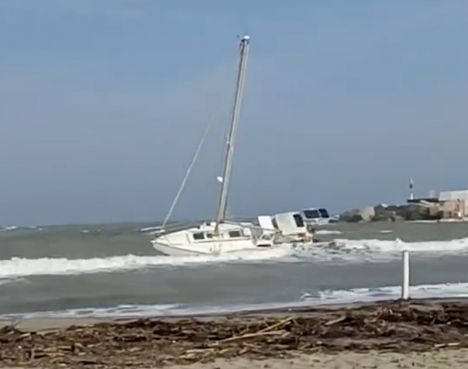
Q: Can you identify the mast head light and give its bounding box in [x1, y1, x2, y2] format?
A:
[241, 35, 250, 41]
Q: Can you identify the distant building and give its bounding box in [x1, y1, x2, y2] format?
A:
[407, 189, 468, 219]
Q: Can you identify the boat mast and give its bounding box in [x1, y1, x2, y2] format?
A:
[214, 35, 251, 234]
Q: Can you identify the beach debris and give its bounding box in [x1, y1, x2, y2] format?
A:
[1, 300, 468, 368]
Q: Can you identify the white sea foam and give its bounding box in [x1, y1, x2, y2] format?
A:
[331, 237, 468, 253]
[288, 237, 468, 263]
[0, 279, 15, 286]
[0, 226, 18, 232]
[310, 282, 468, 304]
[0, 247, 290, 279]
[0, 278, 27, 286]
[1, 237, 468, 280]
[0, 225, 41, 232]
[315, 229, 342, 235]
[140, 226, 162, 232]
[6, 282, 468, 319]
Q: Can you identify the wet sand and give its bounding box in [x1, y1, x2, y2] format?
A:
[2, 299, 468, 368]
[3, 297, 466, 331]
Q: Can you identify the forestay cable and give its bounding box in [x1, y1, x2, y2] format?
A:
[160, 111, 217, 230]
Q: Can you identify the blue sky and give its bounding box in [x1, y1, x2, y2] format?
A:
[2, 1, 468, 225]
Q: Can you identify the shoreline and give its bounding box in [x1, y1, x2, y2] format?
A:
[2, 298, 468, 368]
[2, 297, 468, 331]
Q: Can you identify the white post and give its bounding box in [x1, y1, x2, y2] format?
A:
[401, 250, 410, 300]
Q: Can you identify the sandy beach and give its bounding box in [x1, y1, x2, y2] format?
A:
[167, 350, 468, 368]
[1, 299, 468, 368]
[3, 351, 468, 369]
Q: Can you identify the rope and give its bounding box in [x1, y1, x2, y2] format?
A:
[161, 111, 217, 230]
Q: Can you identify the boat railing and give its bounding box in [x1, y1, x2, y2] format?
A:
[144, 221, 202, 236]
[224, 219, 278, 233]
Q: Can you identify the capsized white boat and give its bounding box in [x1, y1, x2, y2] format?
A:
[301, 208, 333, 226]
[151, 35, 312, 256]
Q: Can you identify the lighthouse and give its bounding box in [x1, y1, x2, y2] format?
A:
[409, 178, 414, 200]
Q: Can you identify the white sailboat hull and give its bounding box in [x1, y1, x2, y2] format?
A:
[151, 238, 266, 256]
[151, 222, 273, 256]
[151, 242, 204, 256]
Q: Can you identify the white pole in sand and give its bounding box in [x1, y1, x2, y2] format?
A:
[401, 250, 410, 300]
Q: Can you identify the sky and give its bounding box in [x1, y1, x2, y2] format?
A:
[2, 0, 468, 226]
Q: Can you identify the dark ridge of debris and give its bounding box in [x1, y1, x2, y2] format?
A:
[2, 300, 468, 368]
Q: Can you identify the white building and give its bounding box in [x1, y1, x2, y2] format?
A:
[437, 189, 468, 218]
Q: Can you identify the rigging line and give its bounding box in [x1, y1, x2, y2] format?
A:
[161, 110, 217, 230]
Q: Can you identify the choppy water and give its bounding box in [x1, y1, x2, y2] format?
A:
[1, 221, 468, 318]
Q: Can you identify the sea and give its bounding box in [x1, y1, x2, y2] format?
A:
[1, 221, 468, 319]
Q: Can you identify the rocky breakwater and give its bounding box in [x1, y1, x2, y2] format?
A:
[339, 203, 427, 223]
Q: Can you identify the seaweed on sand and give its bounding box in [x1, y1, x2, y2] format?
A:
[1, 300, 468, 368]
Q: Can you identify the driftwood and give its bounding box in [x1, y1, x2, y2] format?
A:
[1, 300, 468, 368]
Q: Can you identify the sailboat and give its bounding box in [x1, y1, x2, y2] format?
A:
[151, 35, 278, 256]
[151, 36, 313, 256]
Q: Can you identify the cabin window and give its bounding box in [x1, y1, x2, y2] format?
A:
[206, 233, 213, 239]
[293, 214, 305, 228]
[318, 208, 330, 218]
[228, 230, 242, 238]
[303, 209, 321, 219]
[271, 218, 278, 229]
[193, 232, 205, 240]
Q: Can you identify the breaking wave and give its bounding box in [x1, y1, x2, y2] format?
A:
[0, 248, 290, 279]
[330, 237, 468, 253]
[1, 237, 468, 279]
[0, 225, 42, 232]
[0, 226, 18, 232]
[5, 282, 468, 319]
[287, 237, 468, 263]
[305, 282, 468, 304]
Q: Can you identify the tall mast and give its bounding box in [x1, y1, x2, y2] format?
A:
[214, 35, 251, 234]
